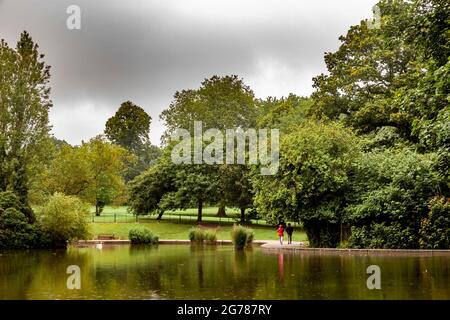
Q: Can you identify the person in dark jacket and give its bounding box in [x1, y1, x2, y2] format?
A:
[286, 223, 294, 244]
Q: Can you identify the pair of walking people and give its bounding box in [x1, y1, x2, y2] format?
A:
[277, 223, 293, 245]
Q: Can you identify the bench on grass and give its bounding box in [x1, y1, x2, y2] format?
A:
[97, 234, 116, 240]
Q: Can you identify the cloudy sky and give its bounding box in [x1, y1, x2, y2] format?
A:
[0, 0, 378, 145]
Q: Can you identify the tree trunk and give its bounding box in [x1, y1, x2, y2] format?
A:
[197, 199, 203, 222]
[156, 210, 164, 220]
[95, 203, 100, 216]
[216, 206, 227, 217]
[240, 207, 246, 222]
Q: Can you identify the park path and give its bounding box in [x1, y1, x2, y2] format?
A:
[258, 240, 305, 249]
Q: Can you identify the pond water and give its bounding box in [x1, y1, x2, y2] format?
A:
[0, 245, 449, 299]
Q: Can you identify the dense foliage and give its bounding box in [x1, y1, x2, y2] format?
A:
[105, 101, 160, 181]
[253, 121, 361, 247]
[1, 0, 448, 249]
[345, 149, 443, 248]
[0, 32, 52, 203]
[129, 227, 159, 244]
[0, 191, 47, 249]
[33, 137, 133, 214]
[37, 193, 91, 246]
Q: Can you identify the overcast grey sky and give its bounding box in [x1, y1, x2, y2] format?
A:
[0, 0, 378, 145]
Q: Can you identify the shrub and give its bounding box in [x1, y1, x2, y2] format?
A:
[38, 193, 90, 246]
[0, 192, 46, 249]
[189, 227, 204, 242]
[0, 191, 35, 223]
[419, 197, 450, 249]
[129, 227, 159, 244]
[347, 223, 416, 249]
[204, 230, 217, 242]
[0, 207, 46, 249]
[231, 225, 254, 249]
[188, 227, 217, 243]
[345, 148, 443, 248]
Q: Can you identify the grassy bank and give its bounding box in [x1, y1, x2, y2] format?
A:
[88, 221, 307, 242]
[87, 206, 307, 241]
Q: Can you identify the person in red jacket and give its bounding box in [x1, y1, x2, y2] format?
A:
[277, 224, 284, 245]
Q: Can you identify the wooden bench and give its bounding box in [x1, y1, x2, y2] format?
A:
[97, 234, 115, 240]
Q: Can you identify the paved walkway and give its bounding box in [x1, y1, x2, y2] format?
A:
[72, 240, 450, 256]
[259, 240, 305, 249]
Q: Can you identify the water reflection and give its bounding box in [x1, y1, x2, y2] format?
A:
[0, 245, 449, 299]
[278, 252, 284, 282]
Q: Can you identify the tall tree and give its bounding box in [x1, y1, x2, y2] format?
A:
[0, 31, 52, 203]
[105, 101, 151, 152]
[105, 101, 160, 181]
[161, 75, 257, 137]
[253, 121, 361, 247]
[311, 0, 418, 137]
[160, 75, 257, 216]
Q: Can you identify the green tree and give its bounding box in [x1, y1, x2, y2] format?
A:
[105, 101, 160, 181]
[411, 0, 450, 68]
[128, 148, 176, 219]
[105, 101, 151, 152]
[311, 0, 418, 137]
[160, 163, 221, 222]
[0, 31, 52, 202]
[218, 165, 254, 222]
[256, 94, 312, 133]
[253, 121, 360, 247]
[38, 137, 133, 215]
[161, 75, 257, 137]
[160, 75, 257, 216]
[85, 137, 133, 215]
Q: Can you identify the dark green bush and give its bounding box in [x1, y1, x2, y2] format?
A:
[129, 227, 159, 244]
[419, 197, 450, 249]
[231, 225, 254, 249]
[0, 207, 48, 249]
[345, 149, 443, 248]
[0, 191, 35, 223]
[0, 191, 50, 249]
[348, 223, 416, 249]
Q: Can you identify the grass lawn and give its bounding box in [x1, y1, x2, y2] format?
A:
[88, 220, 308, 242]
[89, 206, 299, 227]
[87, 206, 307, 242]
